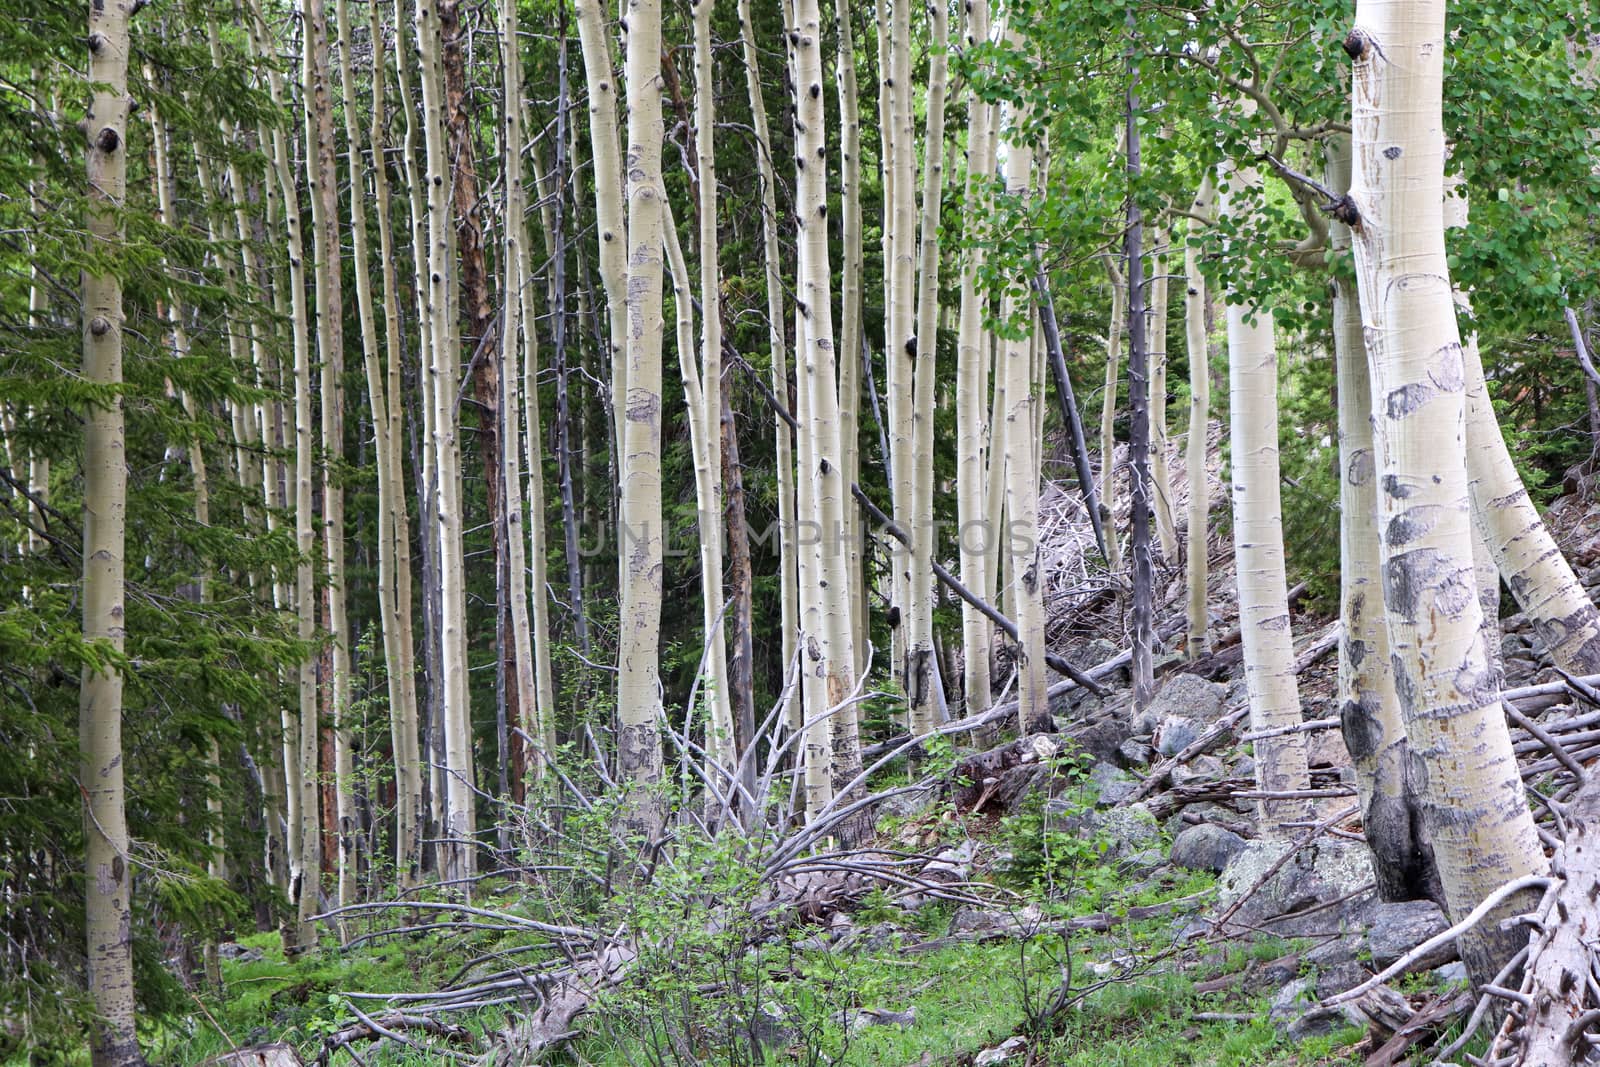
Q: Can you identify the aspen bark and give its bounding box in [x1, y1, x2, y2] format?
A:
[618, 0, 667, 830]
[955, 0, 994, 716]
[998, 36, 1047, 727]
[1326, 135, 1434, 903]
[1099, 256, 1125, 573]
[906, 0, 950, 736]
[416, 0, 476, 882]
[574, 0, 630, 477]
[82, 0, 144, 1056]
[1184, 176, 1213, 659]
[366, 0, 425, 885]
[883, 0, 916, 658]
[1219, 160, 1312, 835]
[500, 0, 539, 795]
[834, 0, 866, 676]
[302, 0, 355, 919]
[791, 0, 863, 828]
[736, 0, 798, 698]
[245, 0, 321, 949]
[1147, 229, 1178, 565]
[1125, 76, 1154, 713]
[1345, 0, 1547, 981]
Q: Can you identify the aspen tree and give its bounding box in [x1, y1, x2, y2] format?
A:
[906, 0, 950, 736]
[834, 0, 866, 671]
[81, 0, 141, 1051]
[955, 0, 994, 715]
[1344, 0, 1547, 980]
[302, 0, 356, 918]
[735, 0, 799, 699]
[1099, 255, 1125, 572]
[574, 0, 630, 470]
[1325, 135, 1430, 902]
[1124, 73, 1154, 712]
[1183, 176, 1212, 658]
[1146, 229, 1177, 565]
[617, 0, 667, 828]
[884, 0, 916, 667]
[416, 0, 477, 882]
[690, 0, 735, 771]
[366, 0, 425, 885]
[1218, 159, 1311, 835]
[997, 29, 1047, 727]
[791, 0, 864, 826]
[498, 0, 539, 794]
[245, 0, 321, 949]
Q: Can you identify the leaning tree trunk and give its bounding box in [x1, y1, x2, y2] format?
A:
[1344, 0, 1548, 982]
[905, 0, 949, 737]
[1326, 134, 1435, 904]
[1184, 175, 1213, 659]
[955, 0, 995, 717]
[1219, 158, 1312, 836]
[617, 0, 667, 835]
[81, 0, 145, 1059]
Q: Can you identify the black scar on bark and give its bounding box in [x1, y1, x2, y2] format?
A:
[1382, 473, 1411, 499]
[1391, 651, 1416, 714]
[1343, 28, 1369, 59]
[1340, 695, 1385, 761]
[1386, 509, 1438, 548]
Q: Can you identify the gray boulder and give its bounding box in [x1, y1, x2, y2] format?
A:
[1088, 761, 1140, 806]
[1170, 823, 1248, 873]
[1085, 803, 1161, 859]
[1154, 715, 1204, 757]
[1147, 673, 1229, 723]
[1367, 900, 1453, 970]
[1269, 977, 1344, 1040]
[1216, 837, 1377, 936]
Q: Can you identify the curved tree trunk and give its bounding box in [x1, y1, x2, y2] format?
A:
[1345, 0, 1547, 982]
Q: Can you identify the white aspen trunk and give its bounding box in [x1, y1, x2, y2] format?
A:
[833, 0, 866, 676]
[955, 0, 994, 715]
[791, 0, 862, 826]
[736, 0, 799, 700]
[792, 283, 832, 820]
[573, 0, 630, 485]
[303, 0, 355, 921]
[82, 2, 141, 1055]
[1184, 176, 1213, 658]
[1219, 160, 1312, 836]
[365, 0, 425, 885]
[691, 0, 734, 771]
[1147, 229, 1178, 565]
[905, 0, 949, 736]
[983, 325, 1007, 616]
[500, 0, 540, 793]
[245, 0, 321, 948]
[390, 0, 435, 886]
[998, 38, 1046, 727]
[417, 0, 476, 882]
[1345, 0, 1547, 981]
[884, 0, 915, 677]
[1327, 134, 1432, 903]
[618, 0, 667, 830]
[1099, 256, 1125, 573]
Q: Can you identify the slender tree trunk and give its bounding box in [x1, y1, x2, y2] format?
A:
[302, 0, 356, 922]
[998, 35, 1046, 728]
[1326, 135, 1435, 903]
[1345, 0, 1547, 981]
[834, 0, 866, 677]
[1147, 227, 1178, 565]
[791, 0, 863, 833]
[736, 0, 798, 722]
[416, 0, 476, 883]
[1099, 256, 1125, 572]
[617, 0, 667, 833]
[82, 2, 144, 1056]
[883, 0, 915, 669]
[905, 0, 949, 736]
[1184, 176, 1213, 659]
[500, 0, 538, 797]
[955, 0, 994, 716]
[1219, 158, 1312, 836]
[1125, 67, 1154, 713]
[367, 0, 424, 889]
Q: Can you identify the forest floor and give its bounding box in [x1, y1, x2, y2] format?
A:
[156, 448, 1600, 1067]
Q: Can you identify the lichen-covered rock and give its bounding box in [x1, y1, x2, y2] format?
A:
[1216, 838, 1376, 936]
[1147, 673, 1230, 723]
[1170, 823, 1248, 873]
[1367, 900, 1452, 970]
